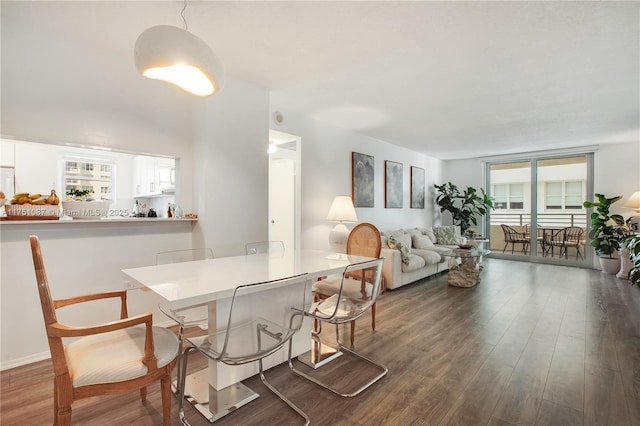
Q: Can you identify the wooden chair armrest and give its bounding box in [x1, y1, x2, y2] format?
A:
[48, 313, 152, 338]
[54, 290, 128, 319]
[48, 312, 159, 370]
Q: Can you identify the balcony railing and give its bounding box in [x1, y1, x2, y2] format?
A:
[490, 212, 587, 228]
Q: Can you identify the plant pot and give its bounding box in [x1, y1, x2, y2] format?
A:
[599, 256, 621, 274]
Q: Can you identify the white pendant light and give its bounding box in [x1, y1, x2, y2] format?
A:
[134, 10, 224, 97]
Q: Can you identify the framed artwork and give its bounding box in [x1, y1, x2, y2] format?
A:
[352, 152, 374, 207]
[411, 166, 425, 209]
[385, 161, 403, 208]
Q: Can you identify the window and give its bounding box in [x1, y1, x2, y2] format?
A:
[492, 183, 524, 210]
[545, 181, 584, 210]
[63, 158, 115, 200]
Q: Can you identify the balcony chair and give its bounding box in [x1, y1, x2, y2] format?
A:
[245, 240, 285, 256]
[523, 224, 545, 255]
[544, 226, 585, 259]
[177, 273, 313, 425]
[500, 224, 530, 254]
[29, 235, 179, 426]
[288, 258, 387, 397]
[314, 223, 382, 345]
[156, 248, 214, 395]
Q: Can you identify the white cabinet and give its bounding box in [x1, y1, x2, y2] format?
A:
[133, 156, 175, 197]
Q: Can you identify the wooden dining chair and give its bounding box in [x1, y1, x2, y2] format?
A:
[314, 223, 382, 345]
[29, 235, 179, 426]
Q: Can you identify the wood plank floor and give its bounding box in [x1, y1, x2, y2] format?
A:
[2, 258, 640, 425]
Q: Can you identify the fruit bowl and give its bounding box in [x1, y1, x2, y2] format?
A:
[5, 204, 61, 218]
[62, 200, 111, 219]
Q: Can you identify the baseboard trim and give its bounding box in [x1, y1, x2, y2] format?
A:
[1, 351, 51, 371]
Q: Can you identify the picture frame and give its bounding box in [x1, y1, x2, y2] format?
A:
[385, 160, 403, 208]
[411, 166, 425, 209]
[352, 152, 374, 207]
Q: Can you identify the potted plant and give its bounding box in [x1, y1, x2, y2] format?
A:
[434, 182, 494, 233]
[582, 193, 625, 274]
[624, 234, 640, 287]
[62, 189, 111, 219]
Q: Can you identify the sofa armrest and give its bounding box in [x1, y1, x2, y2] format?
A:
[380, 248, 402, 290]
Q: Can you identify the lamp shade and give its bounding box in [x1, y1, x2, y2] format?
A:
[326, 196, 358, 223]
[623, 191, 640, 212]
[134, 25, 224, 97]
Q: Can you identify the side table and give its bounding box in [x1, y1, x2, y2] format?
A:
[441, 248, 491, 287]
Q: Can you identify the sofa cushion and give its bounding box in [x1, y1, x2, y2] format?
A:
[401, 254, 425, 272]
[433, 225, 464, 245]
[428, 245, 459, 255]
[412, 249, 442, 265]
[412, 233, 435, 249]
[388, 235, 411, 265]
[415, 227, 438, 244]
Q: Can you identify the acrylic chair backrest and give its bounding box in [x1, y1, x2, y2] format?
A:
[156, 248, 214, 265]
[200, 273, 311, 365]
[316, 258, 383, 322]
[245, 241, 285, 257]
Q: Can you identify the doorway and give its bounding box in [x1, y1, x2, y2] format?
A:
[268, 129, 301, 251]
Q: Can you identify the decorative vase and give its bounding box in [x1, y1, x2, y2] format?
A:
[599, 256, 621, 274]
[617, 247, 632, 279]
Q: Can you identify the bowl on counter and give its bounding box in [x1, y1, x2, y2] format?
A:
[5, 203, 61, 219]
[61, 200, 111, 219]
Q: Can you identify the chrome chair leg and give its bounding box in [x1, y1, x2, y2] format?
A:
[259, 359, 310, 425]
[287, 323, 387, 398]
[178, 346, 197, 426]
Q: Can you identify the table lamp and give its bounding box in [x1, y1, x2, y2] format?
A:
[327, 195, 358, 253]
[623, 191, 640, 231]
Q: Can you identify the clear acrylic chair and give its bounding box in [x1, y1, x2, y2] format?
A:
[245, 240, 285, 256]
[156, 248, 214, 394]
[178, 273, 312, 425]
[288, 258, 387, 397]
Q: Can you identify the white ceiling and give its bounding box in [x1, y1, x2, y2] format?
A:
[3, 1, 639, 160]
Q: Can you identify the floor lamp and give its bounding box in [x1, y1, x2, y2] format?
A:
[327, 196, 357, 253]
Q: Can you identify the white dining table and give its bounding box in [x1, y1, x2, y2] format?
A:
[122, 249, 374, 421]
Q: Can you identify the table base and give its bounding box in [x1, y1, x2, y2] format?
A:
[297, 335, 342, 369]
[182, 369, 259, 422]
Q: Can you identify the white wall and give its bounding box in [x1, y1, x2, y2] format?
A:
[269, 106, 443, 251]
[191, 78, 271, 257]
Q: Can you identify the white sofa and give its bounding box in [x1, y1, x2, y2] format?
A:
[380, 226, 467, 290]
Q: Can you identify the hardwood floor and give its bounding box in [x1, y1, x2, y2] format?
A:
[2, 258, 640, 425]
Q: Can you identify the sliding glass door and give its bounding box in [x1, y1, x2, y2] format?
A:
[487, 153, 592, 266]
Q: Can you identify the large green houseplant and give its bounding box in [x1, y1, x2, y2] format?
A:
[434, 182, 493, 233]
[583, 193, 626, 274]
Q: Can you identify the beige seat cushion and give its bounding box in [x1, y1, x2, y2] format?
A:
[314, 276, 373, 299]
[412, 249, 442, 265]
[66, 325, 179, 387]
[401, 254, 426, 272]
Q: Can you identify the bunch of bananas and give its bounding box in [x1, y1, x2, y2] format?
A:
[11, 189, 60, 206]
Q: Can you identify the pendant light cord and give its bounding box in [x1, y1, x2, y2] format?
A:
[181, 0, 188, 31]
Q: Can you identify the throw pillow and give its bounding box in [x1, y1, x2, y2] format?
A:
[433, 225, 464, 245]
[412, 234, 435, 249]
[388, 235, 411, 265]
[416, 227, 437, 244]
